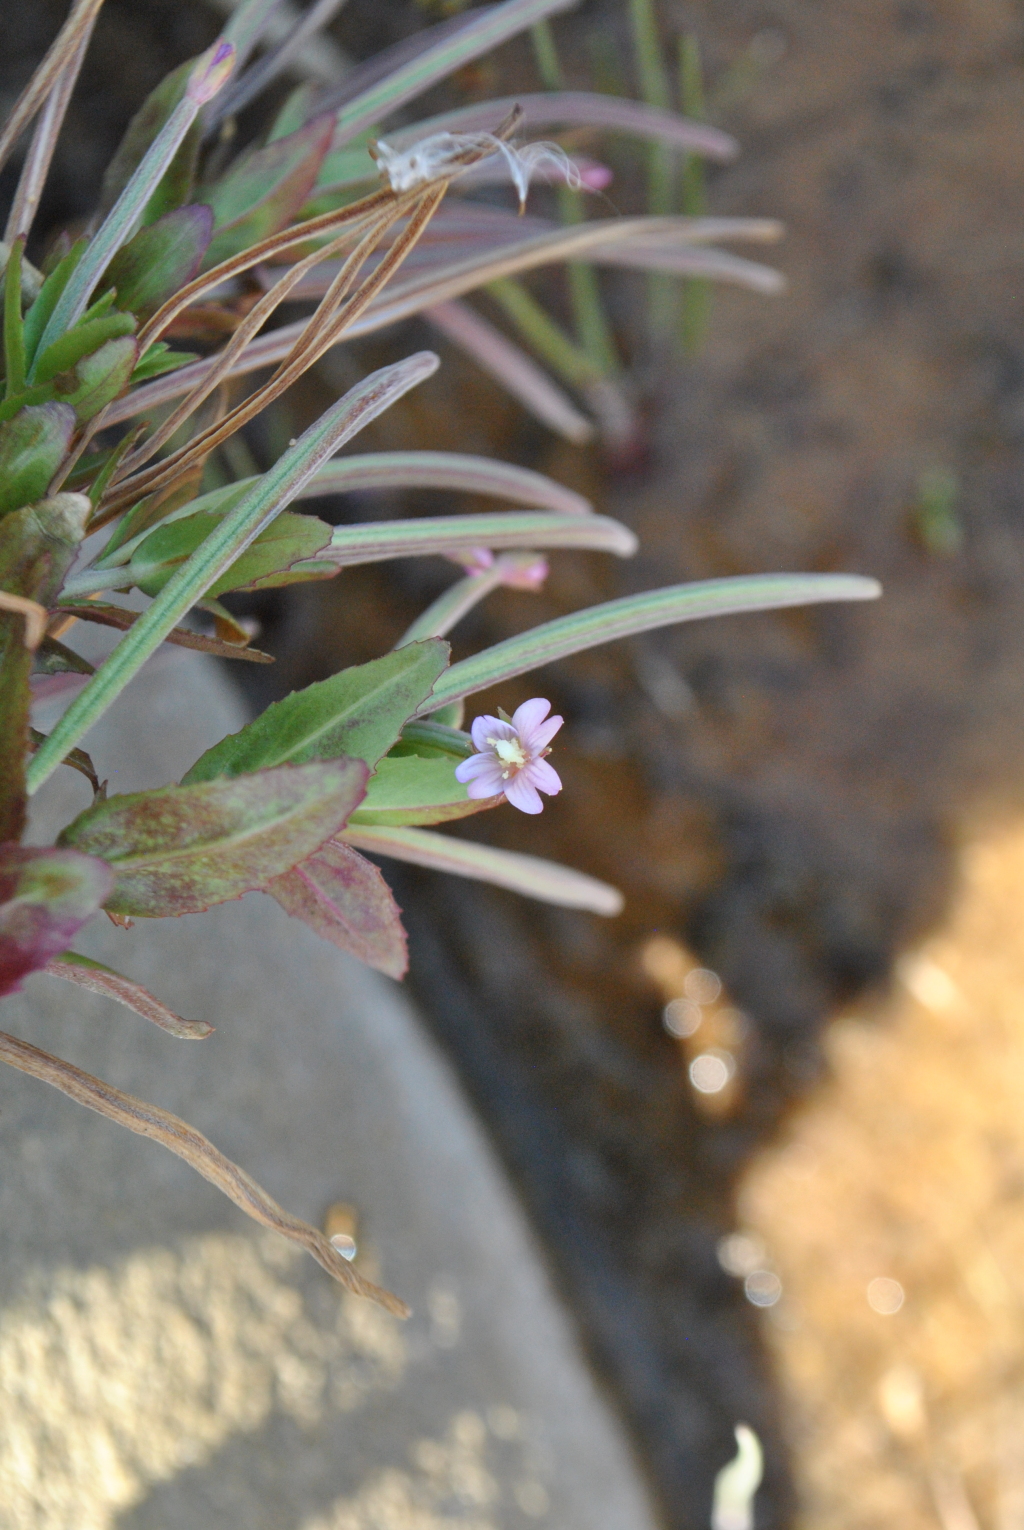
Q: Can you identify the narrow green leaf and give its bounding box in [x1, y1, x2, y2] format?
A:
[267, 840, 408, 981]
[0, 845, 115, 997]
[0, 404, 76, 516]
[201, 115, 335, 269]
[131, 341, 199, 383]
[63, 335, 139, 423]
[36, 42, 236, 356]
[342, 824, 624, 916]
[26, 353, 440, 794]
[101, 205, 213, 320]
[269, 83, 322, 143]
[58, 759, 369, 918]
[22, 240, 86, 369]
[100, 59, 194, 215]
[298, 451, 594, 515]
[419, 573, 883, 715]
[328, 0, 579, 147]
[30, 311, 137, 385]
[348, 754, 498, 828]
[183, 641, 448, 784]
[4, 238, 26, 398]
[319, 510, 637, 567]
[125, 508, 334, 599]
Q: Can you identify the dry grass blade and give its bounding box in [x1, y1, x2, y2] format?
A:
[106, 214, 778, 426]
[0, 1027, 410, 1316]
[0, 0, 105, 179]
[106, 188, 445, 511]
[4, 28, 94, 244]
[0, 593, 48, 650]
[44, 956, 214, 1039]
[135, 186, 399, 351]
[121, 216, 394, 475]
[52, 600, 275, 661]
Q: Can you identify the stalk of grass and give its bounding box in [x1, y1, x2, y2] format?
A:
[530, 21, 620, 379]
[628, 0, 676, 341]
[679, 33, 711, 354]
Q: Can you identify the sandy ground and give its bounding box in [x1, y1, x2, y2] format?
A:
[739, 810, 1024, 1530]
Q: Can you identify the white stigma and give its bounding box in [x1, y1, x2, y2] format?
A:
[488, 735, 527, 772]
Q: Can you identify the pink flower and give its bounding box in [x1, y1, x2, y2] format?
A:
[455, 698, 563, 815]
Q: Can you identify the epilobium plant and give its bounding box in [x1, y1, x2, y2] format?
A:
[0, 0, 879, 1313]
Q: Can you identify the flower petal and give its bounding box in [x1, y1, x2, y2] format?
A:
[524, 757, 561, 796]
[504, 773, 544, 814]
[528, 714, 563, 754]
[511, 697, 551, 743]
[456, 753, 504, 786]
[470, 713, 503, 751]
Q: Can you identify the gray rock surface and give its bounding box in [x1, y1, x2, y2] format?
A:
[1, 647, 660, 1530]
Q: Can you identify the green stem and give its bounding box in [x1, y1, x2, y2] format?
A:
[629, 0, 675, 338]
[679, 34, 710, 355]
[531, 20, 619, 377]
[488, 277, 601, 389]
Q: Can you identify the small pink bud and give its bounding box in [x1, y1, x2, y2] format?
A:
[579, 162, 614, 191]
[497, 554, 548, 591]
[187, 40, 236, 105]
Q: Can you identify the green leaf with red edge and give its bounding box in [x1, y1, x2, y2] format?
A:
[0, 404, 76, 517]
[57, 759, 369, 918]
[99, 58, 201, 222]
[201, 113, 336, 269]
[267, 839, 407, 980]
[129, 509, 335, 598]
[182, 641, 449, 784]
[61, 336, 139, 423]
[101, 205, 214, 321]
[348, 754, 502, 827]
[0, 845, 115, 996]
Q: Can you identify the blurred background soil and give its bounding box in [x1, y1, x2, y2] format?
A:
[5, 2, 1024, 1527]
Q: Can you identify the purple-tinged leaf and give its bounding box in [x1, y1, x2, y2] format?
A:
[99, 58, 199, 220]
[316, 509, 636, 567]
[201, 114, 335, 269]
[183, 641, 448, 784]
[101, 205, 214, 320]
[62, 336, 139, 423]
[0, 844, 114, 996]
[127, 510, 335, 599]
[385, 91, 737, 161]
[349, 755, 501, 828]
[58, 759, 369, 918]
[320, 0, 579, 146]
[268, 840, 408, 980]
[44, 951, 213, 1038]
[425, 300, 594, 443]
[342, 824, 624, 915]
[301, 447, 593, 512]
[0, 404, 75, 516]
